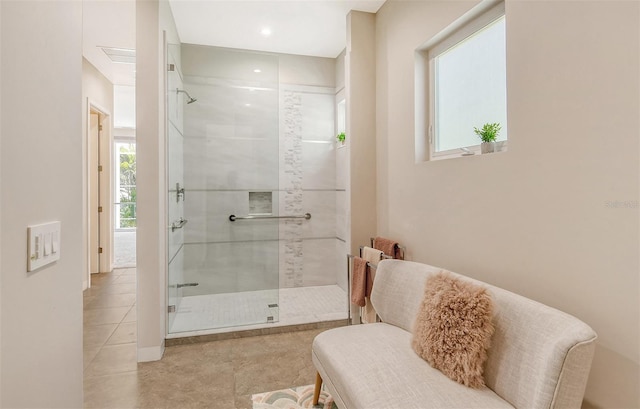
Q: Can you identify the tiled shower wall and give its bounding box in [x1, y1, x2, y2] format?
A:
[179, 45, 339, 296]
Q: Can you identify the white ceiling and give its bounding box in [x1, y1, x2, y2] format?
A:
[82, 0, 385, 87]
[168, 0, 385, 58]
[83, 1, 136, 86]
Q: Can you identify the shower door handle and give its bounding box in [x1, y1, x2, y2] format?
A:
[171, 218, 188, 232]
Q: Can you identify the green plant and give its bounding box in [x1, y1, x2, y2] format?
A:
[473, 123, 502, 143]
[118, 144, 137, 228]
[336, 132, 346, 143]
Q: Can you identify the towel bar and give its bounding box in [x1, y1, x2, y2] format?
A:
[358, 246, 394, 259]
[229, 213, 311, 222]
[347, 254, 383, 267]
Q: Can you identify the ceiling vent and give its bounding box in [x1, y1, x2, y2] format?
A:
[101, 47, 136, 64]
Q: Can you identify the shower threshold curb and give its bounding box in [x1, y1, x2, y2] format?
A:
[165, 319, 348, 346]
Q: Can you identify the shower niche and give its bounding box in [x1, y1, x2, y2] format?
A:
[249, 192, 273, 215]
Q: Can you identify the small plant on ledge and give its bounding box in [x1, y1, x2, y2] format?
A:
[474, 123, 501, 154]
[336, 132, 346, 145]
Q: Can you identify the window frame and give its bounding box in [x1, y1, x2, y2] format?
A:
[427, 2, 507, 160]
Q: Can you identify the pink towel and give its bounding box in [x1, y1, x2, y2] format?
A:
[373, 236, 404, 260]
[351, 257, 367, 307]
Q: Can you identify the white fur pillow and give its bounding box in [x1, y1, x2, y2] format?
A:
[412, 271, 495, 388]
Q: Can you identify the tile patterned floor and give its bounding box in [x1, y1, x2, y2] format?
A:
[84, 268, 329, 408]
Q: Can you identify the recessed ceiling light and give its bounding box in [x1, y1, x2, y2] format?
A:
[245, 103, 251, 107]
[260, 27, 272, 37]
[253, 69, 261, 73]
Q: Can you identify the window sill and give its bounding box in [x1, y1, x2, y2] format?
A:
[430, 142, 508, 161]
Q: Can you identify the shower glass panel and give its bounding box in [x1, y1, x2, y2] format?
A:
[167, 41, 185, 333]
[167, 45, 280, 334]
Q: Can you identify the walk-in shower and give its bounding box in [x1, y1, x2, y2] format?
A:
[166, 43, 347, 337]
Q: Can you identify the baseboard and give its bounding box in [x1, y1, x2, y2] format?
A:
[137, 342, 165, 362]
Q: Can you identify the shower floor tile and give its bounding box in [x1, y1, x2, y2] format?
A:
[168, 284, 347, 336]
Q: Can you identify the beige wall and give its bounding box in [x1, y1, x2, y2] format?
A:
[0, 1, 3, 403]
[347, 11, 377, 255]
[0, 1, 84, 406]
[137, 0, 165, 362]
[375, 0, 639, 407]
[136, 0, 181, 362]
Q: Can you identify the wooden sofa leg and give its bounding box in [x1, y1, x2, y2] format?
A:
[313, 372, 323, 405]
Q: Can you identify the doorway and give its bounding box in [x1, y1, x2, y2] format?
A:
[88, 103, 113, 282]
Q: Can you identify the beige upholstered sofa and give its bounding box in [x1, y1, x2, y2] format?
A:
[312, 260, 597, 409]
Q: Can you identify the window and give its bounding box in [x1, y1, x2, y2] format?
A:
[418, 1, 507, 159]
[114, 141, 137, 229]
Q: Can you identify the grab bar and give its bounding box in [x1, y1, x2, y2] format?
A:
[229, 213, 311, 222]
[171, 217, 188, 232]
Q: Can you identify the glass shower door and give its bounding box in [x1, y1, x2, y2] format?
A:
[166, 42, 185, 332]
[168, 45, 280, 334]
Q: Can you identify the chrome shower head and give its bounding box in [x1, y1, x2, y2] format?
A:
[176, 89, 197, 104]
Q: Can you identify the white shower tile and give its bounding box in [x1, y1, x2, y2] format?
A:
[302, 141, 336, 190]
[184, 81, 278, 140]
[168, 285, 347, 335]
[303, 238, 338, 287]
[183, 134, 279, 190]
[335, 239, 348, 292]
[336, 190, 347, 240]
[302, 190, 336, 239]
[336, 143, 348, 190]
[182, 241, 279, 296]
[181, 46, 279, 83]
[300, 93, 335, 141]
[183, 191, 279, 243]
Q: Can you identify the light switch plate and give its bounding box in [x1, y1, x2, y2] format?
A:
[27, 221, 61, 272]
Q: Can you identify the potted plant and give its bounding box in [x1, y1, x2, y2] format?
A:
[474, 123, 501, 154]
[336, 132, 346, 146]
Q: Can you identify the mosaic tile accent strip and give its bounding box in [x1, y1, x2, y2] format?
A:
[282, 91, 304, 288]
